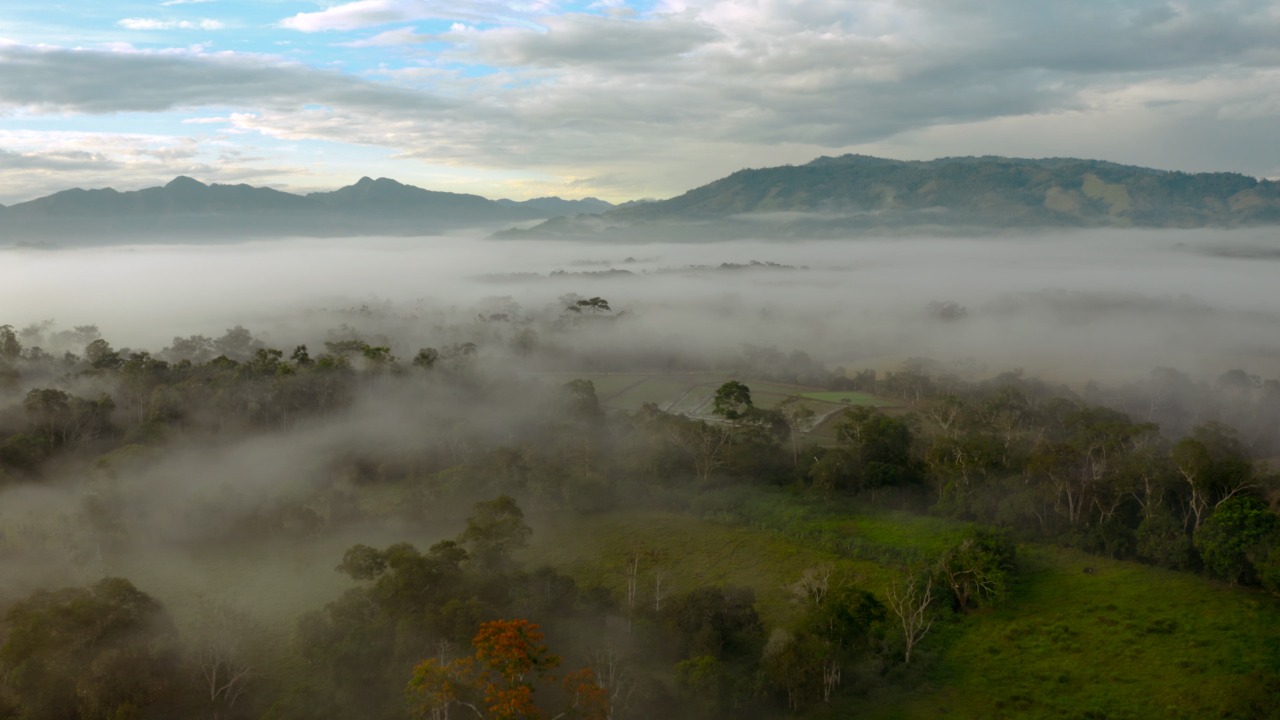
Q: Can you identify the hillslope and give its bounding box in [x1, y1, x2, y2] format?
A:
[527, 494, 1280, 720]
[503, 154, 1280, 240]
[0, 176, 613, 245]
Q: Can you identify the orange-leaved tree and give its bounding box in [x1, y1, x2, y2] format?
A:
[407, 619, 609, 720]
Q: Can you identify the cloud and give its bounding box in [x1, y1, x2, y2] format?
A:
[281, 0, 554, 32]
[161, 0, 216, 5]
[0, 129, 311, 205]
[0, 147, 119, 173]
[118, 18, 226, 31]
[0, 44, 449, 115]
[445, 13, 720, 67]
[338, 27, 431, 47]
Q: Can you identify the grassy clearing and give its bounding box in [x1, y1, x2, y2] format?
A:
[528, 491, 1280, 719]
[881, 545, 1280, 720]
[533, 372, 894, 420]
[525, 511, 888, 628]
[524, 489, 971, 623]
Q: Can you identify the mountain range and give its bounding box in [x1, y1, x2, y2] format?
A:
[0, 176, 614, 245]
[503, 154, 1280, 240]
[5, 155, 1280, 246]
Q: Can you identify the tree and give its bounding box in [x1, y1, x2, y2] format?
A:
[1194, 496, 1279, 585]
[297, 540, 474, 719]
[460, 496, 533, 573]
[0, 578, 180, 720]
[777, 397, 816, 466]
[413, 347, 440, 370]
[565, 297, 611, 315]
[22, 387, 114, 453]
[84, 338, 122, 370]
[886, 573, 935, 665]
[1172, 423, 1257, 532]
[771, 569, 885, 707]
[936, 529, 1016, 611]
[407, 619, 608, 720]
[711, 381, 753, 424]
[561, 379, 604, 424]
[163, 335, 215, 363]
[189, 598, 263, 719]
[1136, 507, 1198, 571]
[213, 325, 262, 360]
[668, 419, 730, 482]
[587, 649, 636, 720]
[0, 323, 21, 361]
[831, 406, 917, 494]
[798, 581, 885, 703]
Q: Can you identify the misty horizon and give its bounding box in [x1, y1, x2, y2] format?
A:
[5, 229, 1280, 383]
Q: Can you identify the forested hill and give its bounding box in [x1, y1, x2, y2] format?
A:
[0, 176, 613, 245]
[505, 155, 1280, 240]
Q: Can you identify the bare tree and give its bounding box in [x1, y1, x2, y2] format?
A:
[778, 397, 816, 466]
[669, 421, 731, 482]
[189, 597, 262, 720]
[653, 565, 670, 613]
[590, 648, 637, 720]
[625, 551, 641, 632]
[886, 574, 935, 664]
[788, 564, 833, 608]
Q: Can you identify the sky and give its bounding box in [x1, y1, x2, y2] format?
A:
[0, 0, 1278, 204]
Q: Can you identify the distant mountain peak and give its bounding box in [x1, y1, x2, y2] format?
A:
[165, 176, 207, 190]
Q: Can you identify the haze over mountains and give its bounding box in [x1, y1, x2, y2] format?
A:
[510, 155, 1280, 240]
[4, 155, 1280, 246]
[0, 175, 614, 245]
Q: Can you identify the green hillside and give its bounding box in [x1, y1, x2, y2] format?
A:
[507, 155, 1280, 239]
[526, 495, 1280, 720]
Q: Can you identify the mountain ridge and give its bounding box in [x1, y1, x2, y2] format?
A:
[0, 176, 615, 245]
[504, 154, 1280, 240]
[7, 154, 1280, 245]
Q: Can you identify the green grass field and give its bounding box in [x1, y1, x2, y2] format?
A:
[882, 545, 1280, 719]
[523, 492, 1280, 720]
[527, 512, 847, 627]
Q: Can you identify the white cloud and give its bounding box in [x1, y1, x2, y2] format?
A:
[338, 27, 431, 47]
[118, 18, 226, 31]
[161, 0, 216, 5]
[280, 0, 554, 32]
[444, 13, 720, 67]
[0, 129, 307, 205]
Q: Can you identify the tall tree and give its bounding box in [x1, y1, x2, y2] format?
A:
[407, 619, 607, 720]
[0, 578, 180, 720]
[460, 496, 533, 573]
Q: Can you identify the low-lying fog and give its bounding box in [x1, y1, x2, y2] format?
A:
[4, 228, 1280, 382]
[3, 226, 1280, 701]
